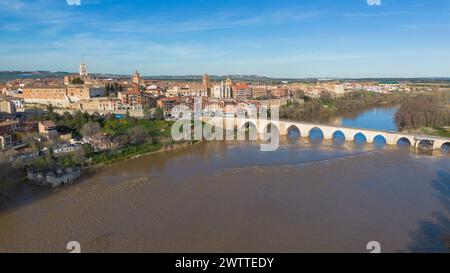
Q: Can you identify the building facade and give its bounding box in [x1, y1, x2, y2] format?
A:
[0, 100, 16, 114]
[0, 119, 19, 150]
[132, 71, 142, 85]
[24, 85, 105, 107]
[118, 87, 143, 110]
[212, 78, 233, 99]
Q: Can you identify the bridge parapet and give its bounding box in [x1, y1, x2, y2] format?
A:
[200, 117, 450, 151]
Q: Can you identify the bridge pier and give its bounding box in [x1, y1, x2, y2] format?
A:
[344, 133, 354, 142]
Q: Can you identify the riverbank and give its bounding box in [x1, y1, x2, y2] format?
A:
[407, 127, 450, 138]
[84, 140, 201, 170]
[0, 140, 201, 205]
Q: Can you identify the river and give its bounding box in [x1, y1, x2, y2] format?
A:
[0, 106, 449, 253]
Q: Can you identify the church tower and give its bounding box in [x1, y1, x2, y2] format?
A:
[202, 73, 210, 87]
[132, 70, 142, 85]
[224, 77, 233, 98]
[79, 62, 88, 77]
[202, 73, 211, 96]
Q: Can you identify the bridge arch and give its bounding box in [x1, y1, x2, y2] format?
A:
[203, 123, 224, 141]
[417, 139, 434, 150]
[309, 127, 324, 143]
[354, 132, 367, 144]
[239, 121, 257, 141]
[262, 122, 280, 140]
[397, 137, 412, 147]
[441, 142, 450, 153]
[332, 130, 346, 144]
[373, 135, 387, 147]
[204, 117, 450, 151]
[286, 125, 301, 139]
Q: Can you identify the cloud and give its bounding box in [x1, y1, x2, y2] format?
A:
[100, 10, 323, 34]
[0, 0, 26, 11]
[397, 24, 450, 30]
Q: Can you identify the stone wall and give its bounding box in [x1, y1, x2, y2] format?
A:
[54, 108, 145, 117]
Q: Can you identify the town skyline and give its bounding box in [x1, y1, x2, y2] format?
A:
[1, 0, 450, 78]
[2, 64, 450, 81]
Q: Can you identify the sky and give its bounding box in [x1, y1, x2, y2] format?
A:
[0, 0, 450, 78]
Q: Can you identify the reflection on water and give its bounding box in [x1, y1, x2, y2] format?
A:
[408, 171, 450, 252]
[340, 107, 399, 131]
[302, 106, 400, 132]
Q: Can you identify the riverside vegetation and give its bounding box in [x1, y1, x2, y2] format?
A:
[281, 90, 449, 137]
[0, 107, 182, 201]
[395, 92, 450, 137]
[280, 90, 406, 121]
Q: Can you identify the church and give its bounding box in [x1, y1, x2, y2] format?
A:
[212, 77, 233, 99]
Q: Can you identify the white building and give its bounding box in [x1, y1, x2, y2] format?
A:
[79, 62, 88, 77]
[10, 99, 24, 109]
[212, 80, 232, 99]
[334, 84, 345, 96]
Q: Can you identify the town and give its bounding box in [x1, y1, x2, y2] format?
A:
[0, 62, 449, 189]
[0, 0, 449, 256]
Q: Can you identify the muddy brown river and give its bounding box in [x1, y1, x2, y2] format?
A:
[0, 138, 449, 253]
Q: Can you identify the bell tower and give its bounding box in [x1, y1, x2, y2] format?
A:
[79, 61, 88, 77]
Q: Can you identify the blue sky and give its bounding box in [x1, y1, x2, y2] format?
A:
[1, 0, 450, 78]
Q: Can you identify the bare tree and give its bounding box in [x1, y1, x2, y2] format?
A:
[0, 152, 22, 202]
[81, 121, 101, 139]
[127, 126, 148, 144]
[396, 93, 450, 131]
[22, 133, 45, 154]
[72, 148, 86, 164]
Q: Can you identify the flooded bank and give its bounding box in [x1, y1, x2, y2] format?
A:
[0, 139, 448, 253]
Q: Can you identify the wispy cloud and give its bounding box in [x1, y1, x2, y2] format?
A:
[95, 9, 323, 34]
[397, 24, 450, 30]
[0, 1, 323, 38]
[344, 11, 403, 17]
[0, 0, 26, 11]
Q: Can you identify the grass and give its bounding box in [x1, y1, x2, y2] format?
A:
[419, 127, 450, 138]
[89, 142, 163, 166]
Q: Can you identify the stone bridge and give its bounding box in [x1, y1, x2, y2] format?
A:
[202, 117, 450, 150]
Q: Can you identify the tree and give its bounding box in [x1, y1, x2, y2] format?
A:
[0, 159, 14, 202]
[71, 77, 84, 84]
[396, 94, 449, 131]
[320, 91, 334, 104]
[155, 107, 164, 120]
[127, 126, 148, 144]
[72, 148, 86, 164]
[82, 143, 94, 155]
[81, 121, 101, 139]
[297, 90, 306, 99]
[73, 110, 89, 132]
[22, 133, 44, 154]
[47, 104, 59, 122]
[1, 151, 32, 201]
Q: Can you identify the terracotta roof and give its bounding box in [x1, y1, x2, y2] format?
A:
[126, 87, 141, 95]
[39, 120, 56, 127]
